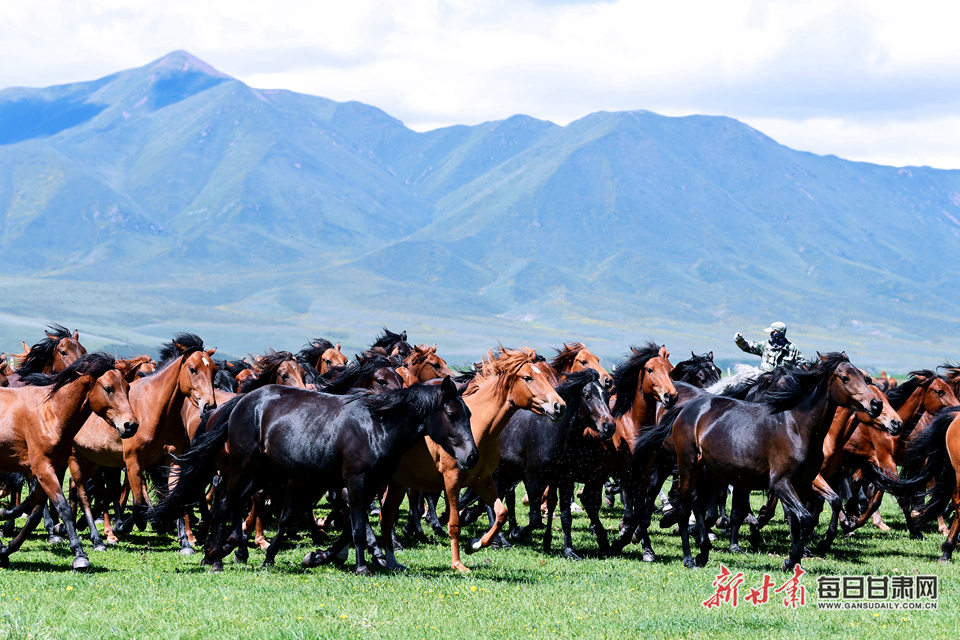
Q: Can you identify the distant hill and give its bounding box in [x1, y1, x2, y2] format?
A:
[1, 50, 959, 370]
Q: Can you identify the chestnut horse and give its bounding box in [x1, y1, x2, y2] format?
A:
[873, 406, 960, 561]
[380, 346, 565, 572]
[0, 353, 138, 568]
[8, 324, 86, 387]
[69, 334, 218, 550]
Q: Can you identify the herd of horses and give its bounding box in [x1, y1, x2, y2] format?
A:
[1, 324, 959, 576]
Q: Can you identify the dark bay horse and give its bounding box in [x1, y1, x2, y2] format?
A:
[646, 352, 880, 571]
[154, 377, 478, 574]
[69, 334, 218, 549]
[368, 328, 412, 359]
[0, 353, 138, 568]
[381, 346, 564, 572]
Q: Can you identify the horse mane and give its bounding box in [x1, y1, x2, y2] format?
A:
[319, 354, 396, 394]
[718, 369, 777, 399]
[938, 362, 960, 393]
[464, 346, 546, 398]
[14, 324, 78, 376]
[453, 364, 480, 385]
[297, 339, 336, 366]
[371, 328, 410, 354]
[885, 370, 936, 410]
[238, 350, 298, 394]
[156, 333, 205, 370]
[611, 342, 663, 418]
[21, 352, 116, 397]
[357, 383, 449, 421]
[763, 352, 849, 413]
[550, 342, 587, 373]
[671, 352, 718, 383]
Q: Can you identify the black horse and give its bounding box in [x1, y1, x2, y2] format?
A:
[458, 369, 615, 554]
[639, 352, 880, 571]
[153, 377, 478, 574]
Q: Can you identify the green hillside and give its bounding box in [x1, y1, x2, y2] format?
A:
[1, 51, 959, 370]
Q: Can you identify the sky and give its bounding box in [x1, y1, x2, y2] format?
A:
[4, 0, 960, 168]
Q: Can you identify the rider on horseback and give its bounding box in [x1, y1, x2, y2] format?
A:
[734, 321, 807, 372]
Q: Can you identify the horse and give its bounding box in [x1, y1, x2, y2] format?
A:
[368, 328, 412, 359]
[0, 353, 139, 568]
[403, 345, 453, 382]
[837, 371, 959, 538]
[238, 350, 307, 394]
[318, 354, 405, 394]
[68, 334, 218, 550]
[379, 346, 565, 572]
[494, 368, 616, 556]
[551, 342, 614, 391]
[871, 406, 960, 562]
[644, 352, 880, 571]
[7, 324, 86, 387]
[153, 377, 478, 574]
[297, 339, 348, 387]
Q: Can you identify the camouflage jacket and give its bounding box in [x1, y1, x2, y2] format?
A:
[735, 335, 807, 372]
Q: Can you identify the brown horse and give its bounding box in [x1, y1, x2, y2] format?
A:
[69, 334, 218, 550]
[297, 339, 349, 382]
[839, 371, 959, 537]
[380, 346, 564, 572]
[551, 342, 614, 391]
[0, 353, 138, 568]
[8, 324, 86, 387]
[403, 345, 453, 382]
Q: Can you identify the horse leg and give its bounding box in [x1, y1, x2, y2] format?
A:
[691, 481, 712, 567]
[261, 486, 301, 568]
[344, 482, 375, 577]
[42, 502, 63, 544]
[636, 461, 668, 562]
[728, 487, 751, 554]
[401, 490, 429, 543]
[580, 478, 610, 557]
[0, 498, 47, 568]
[557, 480, 583, 560]
[754, 492, 779, 529]
[423, 491, 445, 536]
[773, 478, 813, 572]
[810, 475, 844, 555]
[543, 484, 557, 553]
[68, 457, 107, 551]
[35, 463, 90, 569]
[510, 470, 544, 544]
[373, 480, 408, 571]
[463, 476, 508, 554]
[675, 448, 700, 569]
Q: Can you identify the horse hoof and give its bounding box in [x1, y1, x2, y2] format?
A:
[302, 552, 319, 568]
[707, 532, 717, 542]
[464, 538, 482, 555]
[73, 556, 91, 570]
[181, 546, 196, 556]
[729, 545, 746, 555]
[260, 560, 275, 569]
[683, 557, 698, 569]
[564, 549, 583, 561]
[695, 553, 709, 567]
[642, 550, 656, 562]
[48, 535, 64, 545]
[781, 559, 796, 572]
[910, 532, 925, 541]
[431, 527, 446, 537]
[356, 566, 374, 577]
[452, 563, 471, 573]
[387, 562, 408, 572]
[93, 544, 108, 552]
[937, 555, 952, 564]
[210, 563, 224, 573]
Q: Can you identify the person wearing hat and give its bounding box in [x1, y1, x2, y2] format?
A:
[734, 322, 807, 372]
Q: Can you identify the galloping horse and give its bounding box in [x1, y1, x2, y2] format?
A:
[380, 346, 565, 572]
[368, 328, 412, 359]
[69, 334, 218, 550]
[646, 353, 880, 570]
[8, 324, 86, 387]
[0, 353, 138, 568]
[154, 377, 478, 574]
[551, 342, 614, 391]
[403, 345, 453, 382]
[297, 339, 348, 386]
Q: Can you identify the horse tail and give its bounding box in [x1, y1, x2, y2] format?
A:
[149, 394, 244, 527]
[633, 402, 684, 463]
[870, 407, 959, 513]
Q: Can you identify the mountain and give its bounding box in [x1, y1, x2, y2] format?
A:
[1, 51, 959, 369]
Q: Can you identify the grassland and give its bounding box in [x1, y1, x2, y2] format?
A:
[0, 491, 957, 640]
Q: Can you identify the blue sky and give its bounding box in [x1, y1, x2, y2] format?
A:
[5, 0, 960, 168]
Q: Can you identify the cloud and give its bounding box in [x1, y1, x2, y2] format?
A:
[4, 0, 960, 166]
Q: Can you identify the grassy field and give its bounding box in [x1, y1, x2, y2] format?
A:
[0, 492, 957, 640]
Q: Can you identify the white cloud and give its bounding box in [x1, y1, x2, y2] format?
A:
[4, 0, 960, 167]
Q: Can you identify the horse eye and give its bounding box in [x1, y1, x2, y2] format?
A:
[579, 360, 588, 365]
[523, 375, 533, 382]
[840, 376, 850, 383]
[431, 363, 440, 369]
[61, 350, 68, 356]
[646, 368, 653, 373]
[103, 386, 114, 394]
[189, 366, 197, 374]
[937, 389, 945, 396]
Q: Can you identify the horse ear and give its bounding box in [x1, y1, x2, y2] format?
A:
[817, 351, 826, 362]
[431, 344, 438, 353]
[21, 341, 29, 353]
[440, 375, 457, 396]
[206, 347, 217, 357]
[73, 330, 79, 341]
[400, 331, 407, 341]
[659, 345, 670, 359]
[707, 351, 714, 360]
[335, 342, 341, 351]
[122, 361, 144, 383]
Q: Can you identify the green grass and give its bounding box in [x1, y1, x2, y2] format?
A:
[0, 493, 957, 639]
